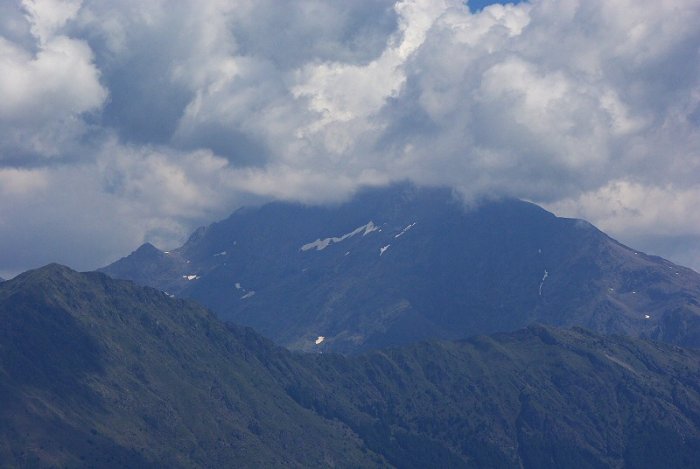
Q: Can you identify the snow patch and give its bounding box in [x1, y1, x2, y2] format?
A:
[604, 354, 638, 374]
[394, 222, 417, 238]
[315, 336, 325, 345]
[183, 274, 199, 281]
[380, 245, 390, 256]
[538, 269, 548, 296]
[301, 221, 378, 251]
[237, 282, 256, 298]
[362, 223, 379, 236]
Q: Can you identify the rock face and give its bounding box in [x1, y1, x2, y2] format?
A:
[2, 264, 700, 468]
[102, 183, 700, 352]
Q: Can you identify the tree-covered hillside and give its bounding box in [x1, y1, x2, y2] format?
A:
[2, 265, 700, 467]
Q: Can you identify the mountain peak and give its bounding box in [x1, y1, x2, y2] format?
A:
[38, 262, 76, 273]
[133, 242, 162, 256]
[100, 183, 700, 352]
[9, 263, 81, 286]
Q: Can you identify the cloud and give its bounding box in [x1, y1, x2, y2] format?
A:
[0, 0, 106, 163]
[0, 0, 699, 274]
[544, 180, 700, 271]
[0, 141, 241, 276]
[22, 0, 82, 43]
[0, 167, 49, 196]
[292, 0, 452, 125]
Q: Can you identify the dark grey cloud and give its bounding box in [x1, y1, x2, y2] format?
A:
[1, 0, 699, 276]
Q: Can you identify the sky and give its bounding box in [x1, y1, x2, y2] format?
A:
[1, 0, 699, 278]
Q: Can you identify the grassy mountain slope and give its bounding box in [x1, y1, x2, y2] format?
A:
[0, 264, 378, 467]
[286, 326, 700, 468]
[2, 265, 700, 467]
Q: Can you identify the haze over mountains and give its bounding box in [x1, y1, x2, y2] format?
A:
[3, 264, 700, 468]
[103, 184, 700, 353]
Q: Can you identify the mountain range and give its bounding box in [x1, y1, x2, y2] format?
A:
[2, 264, 700, 468]
[102, 183, 700, 353]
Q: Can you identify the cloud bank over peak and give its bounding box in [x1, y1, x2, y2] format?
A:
[1, 0, 699, 275]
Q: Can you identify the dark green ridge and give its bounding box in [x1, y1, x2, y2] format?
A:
[0, 264, 378, 468]
[2, 264, 700, 467]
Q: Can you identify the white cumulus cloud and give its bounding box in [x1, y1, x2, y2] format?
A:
[0, 0, 699, 274]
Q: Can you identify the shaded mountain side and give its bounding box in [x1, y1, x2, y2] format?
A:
[2, 265, 700, 468]
[98, 242, 189, 294]
[101, 183, 700, 352]
[284, 326, 700, 469]
[0, 264, 379, 468]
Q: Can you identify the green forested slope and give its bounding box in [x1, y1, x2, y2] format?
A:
[2, 265, 700, 467]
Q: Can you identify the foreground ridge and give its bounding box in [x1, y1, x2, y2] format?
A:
[2, 264, 700, 467]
